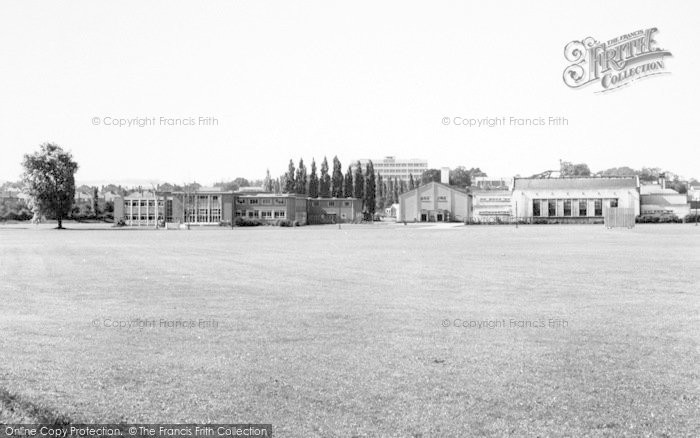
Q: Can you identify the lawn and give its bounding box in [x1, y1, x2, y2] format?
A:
[0, 223, 698, 437]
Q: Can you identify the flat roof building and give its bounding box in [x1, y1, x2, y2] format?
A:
[352, 156, 428, 183]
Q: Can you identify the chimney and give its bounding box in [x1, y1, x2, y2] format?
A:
[659, 173, 666, 190]
[441, 167, 450, 185]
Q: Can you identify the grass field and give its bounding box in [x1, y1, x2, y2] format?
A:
[0, 222, 698, 437]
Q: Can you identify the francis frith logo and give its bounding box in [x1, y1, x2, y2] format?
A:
[563, 28, 672, 92]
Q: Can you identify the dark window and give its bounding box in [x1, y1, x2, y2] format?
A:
[610, 198, 618, 208]
[595, 199, 603, 216]
[563, 200, 571, 216]
[532, 199, 540, 216]
[548, 199, 556, 217]
[579, 200, 588, 216]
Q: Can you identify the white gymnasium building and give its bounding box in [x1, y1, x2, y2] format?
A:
[512, 176, 640, 222]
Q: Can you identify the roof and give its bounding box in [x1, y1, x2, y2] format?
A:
[513, 177, 637, 191]
[639, 184, 680, 195]
[400, 181, 468, 196]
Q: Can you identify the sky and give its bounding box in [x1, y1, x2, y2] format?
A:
[0, 0, 698, 186]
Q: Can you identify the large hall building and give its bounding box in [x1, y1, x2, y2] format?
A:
[512, 177, 641, 222]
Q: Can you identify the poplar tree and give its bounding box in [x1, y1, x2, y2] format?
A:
[308, 159, 319, 198]
[331, 156, 344, 198]
[409, 173, 415, 190]
[353, 161, 364, 201]
[319, 157, 331, 197]
[344, 165, 353, 198]
[364, 161, 376, 216]
[294, 158, 307, 195]
[284, 159, 295, 193]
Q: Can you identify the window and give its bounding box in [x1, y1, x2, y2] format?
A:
[235, 210, 242, 217]
[420, 196, 430, 201]
[594, 199, 603, 216]
[548, 199, 556, 217]
[328, 201, 335, 207]
[275, 199, 286, 205]
[212, 196, 218, 202]
[437, 196, 447, 202]
[579, 200, 588, 216]
[341, 213, 347, 219]
[249, 199, 258, 205]
[274, 211, 286, 218]
[236, 198, 245, 204]
[261, 199, 272, 205]
[532, 199, 541, 216]
[260, 211, 272, 218]
[563, 199, 571, 216]
[610, 198, 618, 208]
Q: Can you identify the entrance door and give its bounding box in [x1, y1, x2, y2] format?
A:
[420, 214, 427, 222]
[437, 214, 443, 221]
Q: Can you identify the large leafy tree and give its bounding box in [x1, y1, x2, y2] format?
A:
[22, 143, 79, 229]
[364, 161, 376, 216]
[343, 165, 353, 198]
[331, 156, 343, 198]
[308, 159, 319, 198]
[319, 157, 331, 197]
[420, 168, 441, 185]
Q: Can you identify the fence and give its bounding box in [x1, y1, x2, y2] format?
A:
[603, 207, 635, 229]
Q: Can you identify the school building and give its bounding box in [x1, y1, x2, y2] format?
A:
[398, 181, 470, 222]
[114, 188, 362, 226]
[512, 176, 640, 222]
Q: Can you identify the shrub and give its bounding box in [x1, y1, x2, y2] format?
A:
[234, 217, 263, 227]
[277, 219, 293, 227]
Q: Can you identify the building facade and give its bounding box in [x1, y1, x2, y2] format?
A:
[115, 189, 361, 226]
[353, 156, 428, 183]
[639, 183, 690, 218]
[469, 190, 513, 223]
[234, 193, 308, 224]
[398, 181, 470, 222]
[512, 177, 640, 222]
[307, 198, 363, 223]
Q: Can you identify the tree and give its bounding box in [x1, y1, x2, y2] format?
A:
[376, 173, 385, 211]
[294, 158, 307, 195]
[319, 157, 331, 197]
[449, 166, 471, 187]
[308, 159, 319, 198]
[344, 165, 353, 198]
[560, 161, 591, 177]
[284, 159, 296, 193]
[408, 174, 415, 190]
[263, 169, 273, 192]
[331, 156, 344, 198]
[392, 178, 399, 203]
[92, 186, 99, 216]
[22, 143, 79, 229]
[387, 178, 395, 205]
[353, 161, 364, 201]
[420, 169, 441, 185]
[364, 161, 376, 216]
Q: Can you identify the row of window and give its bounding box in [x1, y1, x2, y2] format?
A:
[311, 201, 352, 207]
[235, 210, 286, 219]
[420, 195, 448, 202]
[237, 198, 286, 205]
[124, 200, 162, 207]
[532, 199, 618, 217]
